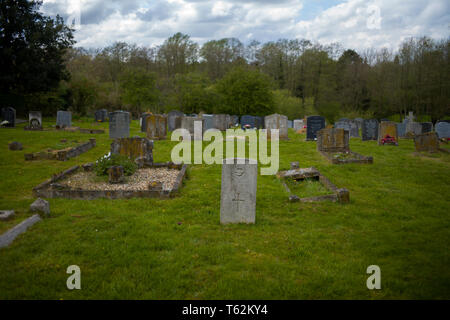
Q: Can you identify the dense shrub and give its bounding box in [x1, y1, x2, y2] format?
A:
[94, 154, 137, 176]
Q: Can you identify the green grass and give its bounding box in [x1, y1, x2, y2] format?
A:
[0, 118, 449, 299]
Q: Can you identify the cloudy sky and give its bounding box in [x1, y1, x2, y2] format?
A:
[41, 0, 449, 51]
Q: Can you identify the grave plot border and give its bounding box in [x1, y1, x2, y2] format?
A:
[319, 150, 373, 165]
[277, 167, 350, 203]
[24, 139, 96, 162]
[33, 162, 188, 200]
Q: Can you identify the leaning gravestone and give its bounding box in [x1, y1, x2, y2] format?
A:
[435, 122, 450, 139]
[95, 109, 108, 122]
[1, 107, 16, 127]
[317, 128, 349, 153]
[56, 111, 72, 128]
[109, 111, 130, 139]
[420, 122, 433, 134]
[241, 115, 256, 129]
[414, 132, 439, 153]
[220, 158, 258, 225]
[306, 116, 326, 141]
[28, 111, 42, 130]
[146, 114, 167, 140]
[111, 137, 153, 167]
[265, 114, 288, 140]
[362, 119, 379, 141]
[378, 121, 398, 145]
[213, 114, 230, 131]
[168, 110, 184, 132]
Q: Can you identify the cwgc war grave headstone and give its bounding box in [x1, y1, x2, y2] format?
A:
[414, 132, 439, 153]
[213, 114, 230, 131]
[202, 114, 214, 130]
[168, 110, 184, 132]
[293, 119, 304, 131]
[435, 122, 450, 139]
[241, 115, 257, 129]
[146, 114, 167, 140]
[265, 114, 289, 140]
[220, 158, 258, 225]
[26, 111, 43, 130]
[378, 121, 398, 146]
[1, 107, 16, 127]
[421, 122, 433, 134]
[111, 137, 154, 167]
[56, 111, 72, 128]
[95, 109, 108, 122]
[109, 111, 130, 139]
[362, 119, 379, 141]
[306, 116, 325, 141]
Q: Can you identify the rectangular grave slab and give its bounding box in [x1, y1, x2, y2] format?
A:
[24, 139, 96, 161]
[230, 115, 240, 127]
[362, 119, 379, 141]
[317, 128, 349, 153]
[146, 114, 167, 140]
[95, 109, 108, 122]
[212, 114, 230, 131]
[201, 114, 214, 130]
[181, 116, 206, 140]
[109, 111, 130, 139]
[168, 110, 184, 132]
[378, 121, 398, 145]
[140, 112, 152, 132]
[435, 122, 450, 139]
[255, 116, 265, 129]
[397, 121, 407, 138]
[406, 121, 422, 137]
[265, 114, 289, 140]
[306, 116, 325, 141]
[335, 119, 359, 138]
[220, 158, 258, 224]
[414, 132, 439, 153]
[1, 107, 16, 127]
[288, 120, 293, 129]
[56, 111, 72, 128]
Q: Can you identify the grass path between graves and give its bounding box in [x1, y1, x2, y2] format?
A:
[0, 118, 449, 299]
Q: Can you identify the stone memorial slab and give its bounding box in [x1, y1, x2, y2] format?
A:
[0, 215, 42, 248]
[397, 121, 407, 138]
[378, 121, 398, 145]
[288, 120, 293, 129]
[202, 114, 214, 130]
[335, 119, 359, 138]
[306, 116, 325, 141]
[0, 210, 15, 221]
[241, 115, 256, 129]
[255, 116, 265, 129]
[181, 116, 206, 140]
[362, 119, 379, 141]
[265, 114, 288, 140]
[146, 114, 167, 140]
[111, 137, 153, 167]
[421, 122, 433, 134]
[56, 111, 72, 128]
[435, 122, 450, 139]
[28, 111, 42, 129]
[168, 110, 184, 132]
[220, 158, 258, 225]
[109, 111, 130, 139]
[414, 132, 439, 153]
[213, 114, 230, 131]
[406, 121, 422, 136]
[140, 112, 152, 132]
[30, 198, 50, 217]
[95, 109, 108, 122]
[293, 119, 304, 131]
[230, 115, 240, 127]
[317, 128, 349, 153]
[1, 107, 16, 127]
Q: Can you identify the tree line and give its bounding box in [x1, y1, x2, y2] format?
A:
[1, 1, 449, 123]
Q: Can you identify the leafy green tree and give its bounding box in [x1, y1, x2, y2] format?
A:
[215, 67, 275, 115]
[120, 69, 159, 114]
[174, 72, 218, 114]
[0, 0, 74, 113]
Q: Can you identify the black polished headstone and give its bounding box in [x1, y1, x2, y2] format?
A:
[95, 109, 108, 122]
[1, 107, 16, 127]
[362, 119, 379, 141]
[420, 122, 433, 134]
[306, 116, 325, 140]
[109, 111, 130, 139]
[241, 115, 256, 129]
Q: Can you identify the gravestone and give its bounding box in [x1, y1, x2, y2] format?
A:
[241, 115, 256, 129]
[293, 119, 304, 131]
[255, 116, 265, 129]
[306, 116, 325, 141]
[202, 114, 214, 130]
[230, 115, 239, 127]
[406, 121, 422, 136]
[1, 107, 16, 127]
[317, 128, 350, 153]
[109, 111, 130, 139]
[378, 121, 398, 145]
[435, 122, 450, 139]
[95, 109, 108, 122]
[146, 114, 167, 140]
[213, 114, 230, 131]
[108, 166, 125, 184]
[414, 132, 439, 153]
[335, 119, 359, 138]
[420, 122, 433, 134]
[397, 121, 407, 138]
[168, 110, 184, 132]
[220, 158, 258, 225]
[355, 118, 364, 131]
[265, 114, 288, 140]
[56, 111, 72, 128]
[288, 120, 293, 129]
[140, 112, 152, 132]
[28, 111, 42, 129]
[181, 116, 206, 140]
[111, 137, 153, 167]
[362, 119, 379, 141]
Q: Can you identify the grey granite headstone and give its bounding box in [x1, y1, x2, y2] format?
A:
[265, 114, 288, 140]
[397, 121, 407, 138]
[406, 121, 422, 136]
[0, 214, 42, 248]
[335, 119, 359, 138]
[306, 116, 325, 140]
[56, 111, 72, 128]
[109, 111, 130, 139]
[202, 114, 214, 131]
[1, 107, 16, 127]
[181, 116, 206, 140]
[435, 122, 450, 139]
[293, 119, 304, 130]
[168, 110, 184, 131]
[213, 114, 230, 131]
[362, 119, 379, 141]
[140, 113, 152, 132]
[95, 109, 108, 122]
[30, 198, 50, 217]
[29, 111, 42, 129]
[220, 158, 258, 225]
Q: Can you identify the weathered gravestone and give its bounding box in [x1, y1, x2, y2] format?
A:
[168, 110, 184, 132]
[293, 119, 304, 131]
[1, 107, 16, 127]
[406, 121, 422, 136]
[255, 116, 265, 129]
[355, 118, 364, 132]
[146, 114, 167, 140]
[213, 114, 230, 131]
[335, 119, 359, 138]
[109, 111, 130, 139]
[265, 114, 288, 140]
[435, 122, 450, 139]
[317, 128, 350, 153]
[56, 111, 72, 128]
[414, 132, 439, 153]
[140, 112, 152, 132]
[202, 114, 214, 131]
[421, 122, 433, 134]
[306, 116, 326, 141]
[111, 136, 153, 167]
[95, 109, 108, 122]
[241, 115, 257, 129]
[220, 158, 258, 225]
[28, 111, 42, 130]
[362, 119, 379, 141]
[397, 120, 407, 138]
[181, 116, 206, 140]
[288, 120, 293, 129]
[230, 115, 239, 127]
[108, 166, 125, 184]
[378, 121, 398, 145]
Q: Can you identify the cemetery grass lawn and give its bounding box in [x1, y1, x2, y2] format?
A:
[0, 118, 449, 300]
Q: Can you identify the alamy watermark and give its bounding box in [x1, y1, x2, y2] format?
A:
[66, 265, 81, 290]
[366, 265, 381, 290]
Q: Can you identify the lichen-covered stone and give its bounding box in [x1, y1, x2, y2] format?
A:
[414, 132, 439, 153]
[30, 198, 50, 217]
[9, 141, 23, 151]
[0, 210, 15, 221]
[108, 166, 125, 184]
[317, 128, 349, 153]
[111, 137, 153, 167]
